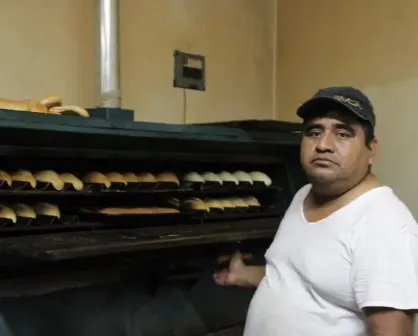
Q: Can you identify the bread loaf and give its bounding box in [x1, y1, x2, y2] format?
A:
[28, 101, 48, 113]
[155, 172, 180, 185]
[96, 207, 156, 215]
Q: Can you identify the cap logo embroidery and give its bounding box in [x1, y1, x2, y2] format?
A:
[333, 95, 362, 110]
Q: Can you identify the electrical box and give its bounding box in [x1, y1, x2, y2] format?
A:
[173, 50, 206, 91]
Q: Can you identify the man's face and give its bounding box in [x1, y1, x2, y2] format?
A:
[300, 110, 377, 185]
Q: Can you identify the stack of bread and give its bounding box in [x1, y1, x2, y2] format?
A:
[0, 94, 89, 118]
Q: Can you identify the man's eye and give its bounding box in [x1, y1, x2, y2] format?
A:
[306, 129, 321, 137]
[337, 132, 350, 138]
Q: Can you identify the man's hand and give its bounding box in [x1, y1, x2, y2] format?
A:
[364, 307, 415, 336]
[213, 250, 265, 287]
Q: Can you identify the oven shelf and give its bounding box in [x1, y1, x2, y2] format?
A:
[0, 218, 280, 262]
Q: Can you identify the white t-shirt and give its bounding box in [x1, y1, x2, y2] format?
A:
[243, 184, 418, 336]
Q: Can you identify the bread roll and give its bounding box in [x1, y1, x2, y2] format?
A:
[35, 203, 60, 218]
[11, 203, 36, 219]
[249, 171, 272, 186]
[233, 171, 253, 185]
[49, 105, 89, 118]
[183, 172, 205, 183]
[104, 172, 127, 185]
[0, 99, 30, 111]
[34, 170, 64, 190]
[184, 198, 209, 212]
[218, 171, 239, 185]
[242, 196, 261, 207]
[137, 172, 157, 183]
[218, 199, 235, 210]
[59, 173, 83, 191]
[122, 172, 138, 183]
[82, 172, 111, 188]
[0, 170, 11, 187]
[204, 199, 224, 211]
[229, 197, 249, 208]
[28, 101, 48, 113]
[41, 95, 62, 109]
[0, 204, 17, 223]
[202, 172, 223, 185]
[11, 170, 36, 188]
[155, 172, 180, 185]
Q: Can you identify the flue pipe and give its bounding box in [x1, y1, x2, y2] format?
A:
[95, 0, 121, 108]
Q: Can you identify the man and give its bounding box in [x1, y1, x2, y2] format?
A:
[214, 87, 418, 335]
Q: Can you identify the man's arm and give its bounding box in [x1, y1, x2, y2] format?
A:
[364, 307, 415, 336]
[234, 265, 265, 288]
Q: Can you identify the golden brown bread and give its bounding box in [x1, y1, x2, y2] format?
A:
[28, 101, 48, 113]
[137, 172, 157, 183]
[34, 170, 64, 190]
[11, 203, 36, 219]
[204, 199, 224, 210]
[155, 172, 180, 185]
[122, 172, 139, 183]
[59, 173, 84, 191]
[40, 95, 62, 109]
[0, 170, 11, 187]
[0, 204, 17, 223]
[104, 172, 127, 185]
[11, 170, 36, 188]
[49, 105, 89, 118]
[35, 203, 60, 218]
[95, 207, 156, 215]
[0, 99, 30, 111]
[184, 198, 209, 212]
[82, 172, 111, 188]
[154, 207, 180, 214]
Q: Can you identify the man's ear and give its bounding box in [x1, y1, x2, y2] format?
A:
[368, 138, 378, 165]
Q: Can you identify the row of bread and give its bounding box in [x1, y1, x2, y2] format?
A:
[0, 203, 182, 226]
[0, 170, 178, 191]
[180, 196, 262, 213]
[0, 170, 272, 191]
[183, 171, 272, 186]
[0, 202, 60, 225]
[0, 95, 89, 117]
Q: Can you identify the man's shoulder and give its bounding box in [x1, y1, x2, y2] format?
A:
[355, 186, 418, 234]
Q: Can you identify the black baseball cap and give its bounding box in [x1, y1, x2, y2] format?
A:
[296, 86, 376, 128]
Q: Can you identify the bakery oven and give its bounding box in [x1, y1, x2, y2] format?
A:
[0, 113, 305, 336]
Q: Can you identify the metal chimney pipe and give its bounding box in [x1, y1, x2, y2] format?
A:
[95, 0, 121, 108]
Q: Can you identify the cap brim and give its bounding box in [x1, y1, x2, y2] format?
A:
[296, 97, 368, 122]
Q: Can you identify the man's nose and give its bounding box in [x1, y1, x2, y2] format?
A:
[315, 133, 335, 153]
